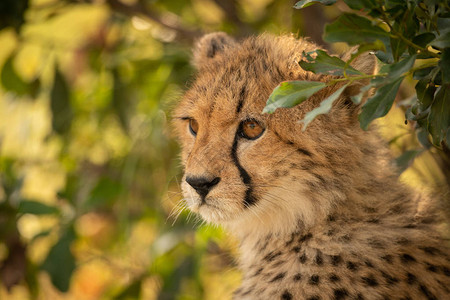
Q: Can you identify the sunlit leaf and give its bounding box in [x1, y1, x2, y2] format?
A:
[299, 50, 363, 75]
[294, 0, 336, 9]
[301, 84, 348, 130]
[41, 226, 76, 292]
[50, 66, 72, 135]
[18, 200, 59, 215]
[263, 81, 326, 113]
[324, 13, 390, 46]
[428, 85, 450, 145]
[359, 76, 404, 130]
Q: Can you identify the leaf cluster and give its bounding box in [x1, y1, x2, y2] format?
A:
[266, 0, 450, 148]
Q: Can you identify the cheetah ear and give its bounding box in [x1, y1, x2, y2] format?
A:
[344, 51, 378, 97]
[192, 32, 236, 69]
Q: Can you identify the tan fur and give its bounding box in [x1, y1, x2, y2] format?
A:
[174, 33, 450, 299]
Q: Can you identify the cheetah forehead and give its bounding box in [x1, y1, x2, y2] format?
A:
[176, 34, 322, 122]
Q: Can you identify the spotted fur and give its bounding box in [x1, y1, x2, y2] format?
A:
[174, 32, 450, 299]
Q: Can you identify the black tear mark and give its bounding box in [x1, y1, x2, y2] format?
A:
[231, 135, 257, 207]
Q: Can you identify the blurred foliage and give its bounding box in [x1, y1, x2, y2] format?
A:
[0, 0, 448, 299]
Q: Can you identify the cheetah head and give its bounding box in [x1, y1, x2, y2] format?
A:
[174, 33, 377, 236]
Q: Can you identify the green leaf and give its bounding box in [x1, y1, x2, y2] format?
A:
[413, 67, 436, 80]
[412, 32, 436, 48]
[50, 66, 72, 135]
[263, 81, 326, 114]
[41, 226, 76, 292]
[390, 36, 407, 62]
[428, 85, 450, 146]
[395, 149, 423, 174]
[18, 200, 59, 215]
[359, 76, 404, 130]
[299, 50, 363, 76]
[301, 84, 348, 130]
[324, 13, 390, 46]
[415, 79, 436, 110]
[372, 55, 416, 85]
[431, 31, 450, 49]
[439, 48, 450, 84]
[343, 0, 376, 10]
[1, 54, 31, 96]
[294, 0, 336, 9]
[386, 55, 417, 79]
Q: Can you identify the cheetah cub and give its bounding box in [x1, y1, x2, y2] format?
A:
[174, 33, 450, 299]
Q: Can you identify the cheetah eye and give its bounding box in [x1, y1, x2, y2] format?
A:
[189, 119, 199, 136]
[239, 119, 265, 140]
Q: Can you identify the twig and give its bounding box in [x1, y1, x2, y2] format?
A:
[104, 0, 203, 43]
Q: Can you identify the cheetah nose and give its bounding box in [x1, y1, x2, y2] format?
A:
[185, 176, 221, 199]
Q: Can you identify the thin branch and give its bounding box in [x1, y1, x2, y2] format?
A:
[104, 0, 203, 43]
